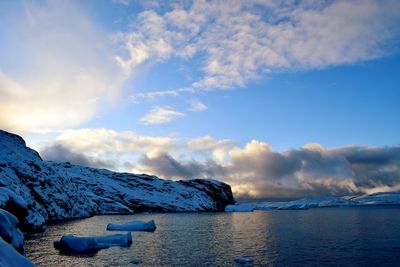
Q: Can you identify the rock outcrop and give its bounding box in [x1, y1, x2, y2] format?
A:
[0, 129, 234, 232]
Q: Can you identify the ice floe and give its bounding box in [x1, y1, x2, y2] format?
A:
[54, 232, 132, 253]
[234, 256, 254, 266]
[225, 203, 257, 212]
[107, 220, 157, 232]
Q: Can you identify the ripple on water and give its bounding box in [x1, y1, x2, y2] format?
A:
[25, 207, 400, 266]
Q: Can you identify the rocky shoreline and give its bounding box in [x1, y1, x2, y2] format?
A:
[0, 129, 234, 265]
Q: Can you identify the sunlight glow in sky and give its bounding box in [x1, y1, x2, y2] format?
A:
[1, 0, 400, 200]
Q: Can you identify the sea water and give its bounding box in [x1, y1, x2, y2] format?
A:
[25, 207, 400, 266]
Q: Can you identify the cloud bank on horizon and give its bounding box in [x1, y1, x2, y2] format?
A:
[40, 128, 400, 201]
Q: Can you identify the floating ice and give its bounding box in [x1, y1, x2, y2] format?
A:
[54, 232, 132, 253]
[107, 220, 156, 232]
[234, 256, 254, 266]
[130, 259, 143, 265]
[225, 204, 256, 212]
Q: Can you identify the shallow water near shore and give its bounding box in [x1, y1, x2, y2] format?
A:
[26, 207, 400, 266]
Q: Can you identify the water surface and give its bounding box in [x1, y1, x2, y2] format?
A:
[26, 207, 400, 266]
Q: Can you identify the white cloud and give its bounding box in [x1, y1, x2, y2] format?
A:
[189, 99, 208, 112]
[39, 128, 178, 171]
[118, 0, 400, 97]
[0, 1, 126, 133]
[187, 135, 235, 163]
[1, 1, 399, 132]
[137, 138, 400, 200]
[37, 128, 400, 200]
[112, 0, 132, 6]
[55, 128, 176, 155]
[187, 136, 233, 151]
[139, 106, 184, 125]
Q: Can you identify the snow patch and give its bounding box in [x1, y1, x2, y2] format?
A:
[0, 238, 36, 267]
[0, 209, 25, 254]
[352, 192, 400, 206]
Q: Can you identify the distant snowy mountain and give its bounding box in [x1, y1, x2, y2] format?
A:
[350, 192, 400, 206]
[0, 130, 234, 232]
[226, 192, 400, 212]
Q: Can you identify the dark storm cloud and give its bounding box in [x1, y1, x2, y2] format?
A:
[334, 146, 400, 188]
[229, 146, 301, 179]
[139, 142, 400, 200]
[140, 152, 225, 179]
[286, 148, 354, 180]
[40, 143, 116, 169]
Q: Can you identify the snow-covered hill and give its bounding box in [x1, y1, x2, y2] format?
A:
[225, 192, 400, 212]
[0, 130, 234, 232]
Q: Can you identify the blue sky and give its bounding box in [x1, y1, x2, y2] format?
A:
[91, 54, 400, 151]
[1, 0, 400, 200]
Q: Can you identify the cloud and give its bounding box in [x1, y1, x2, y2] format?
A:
[112, 0, 132, 6]
[137, 139, 400, 201]
[187, 135, 234, 163]
[2, 1, 399, 132]
[139, 106, 184, 125]
[332, 146, 400, 189]
[187, 136, 233, 151]
[0, 1, 125, 133]
[40, 143, 115, 169]
[139, 150, 226, 179]
[39, 129, 400, 201]
[54, 128, 176, 155]
[37, 128, 178, 171]
[117, 0, 400, 97]
[189, 99, 208, 112]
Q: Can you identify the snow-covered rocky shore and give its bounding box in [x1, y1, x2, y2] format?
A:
[0, 129, 235, 265]
[0, 129, 234, 233]
[225, 192, 400, 212]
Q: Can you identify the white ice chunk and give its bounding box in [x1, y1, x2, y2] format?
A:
[54, 232, 132, 253]
[130, 259, 143, 265]
[0, 238, 36, 267]
[234, 256, 254, 266]
[107, 220, 156, 232]
[225, 204, 256, 212]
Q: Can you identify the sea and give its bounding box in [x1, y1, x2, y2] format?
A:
[25, 206, 400, 266]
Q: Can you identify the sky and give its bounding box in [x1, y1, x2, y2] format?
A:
[1, 0, 400, 201]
